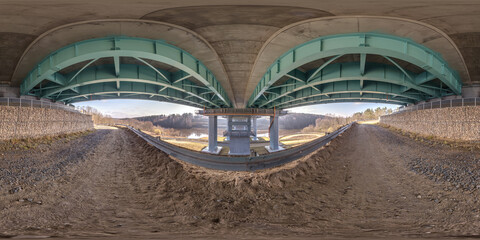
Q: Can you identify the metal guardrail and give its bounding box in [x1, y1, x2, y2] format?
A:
[0, 97, 77, 113]
[125, 123, 353, 171]
[394, 97, 480, 114]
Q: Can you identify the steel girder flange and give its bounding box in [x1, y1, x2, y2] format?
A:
[248, 32, 462, 108]
[20, 36, 231, 108]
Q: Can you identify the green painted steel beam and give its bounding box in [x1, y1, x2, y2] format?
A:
[307, 54, 343, 82]
[360, 53, 366, 76]
[21, 36, 231, 107]
[284, 97, 408, 109]
[278, 92, 411, 109]
[248, 32, 462, 108]
[65, 93, 204, 107]
[39, 64, 219, 108]
[58, 82, 207, 108]
[45, 72, 66, 86]
[267, 80, 422, 108]
[256, 62, 438, 108]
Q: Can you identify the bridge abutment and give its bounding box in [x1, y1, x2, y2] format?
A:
[462, 84, 480, 98]
[380, 103, 480, 141]
[0, 85, 20, 98]
[0, 100, 93, 140]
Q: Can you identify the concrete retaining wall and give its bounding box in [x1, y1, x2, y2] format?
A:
[380, 106, 480, 141]
[0, 106, 94, 140]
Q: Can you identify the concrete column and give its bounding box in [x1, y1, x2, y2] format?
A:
[228, 116, 251, 155]
[203, 115, 221, 154]
[252, 117, 258, 141]
[462, 84, 480, 98]
[269, 115, 279, 150]
[226, 116, 232, 141]
[0, 85, 20, 98]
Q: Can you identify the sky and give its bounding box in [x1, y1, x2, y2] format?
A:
[73, 99, 400, 118]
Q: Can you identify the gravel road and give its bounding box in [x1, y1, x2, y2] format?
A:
[0, 124, 479, 239]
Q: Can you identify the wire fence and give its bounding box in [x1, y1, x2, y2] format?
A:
[0, 97, 77, 113]
[393, 97, 480, 114]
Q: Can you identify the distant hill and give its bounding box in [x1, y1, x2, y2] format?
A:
[128, 112, 328, 130]
[130, 113, 196, 129]
[279, 113, 330, 130]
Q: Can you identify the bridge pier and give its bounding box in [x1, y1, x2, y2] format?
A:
[227, 116, 252, 155]
[252, 117, 258, 141]
[266, 115, 284, 152]
[202, 115, 222, 154]
[198, 108, 287, 155]
[462, 84, 480, 98]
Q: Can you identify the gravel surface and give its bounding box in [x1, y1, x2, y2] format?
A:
[380, 127, 480, 192]
[0, 130, 108, 192]
[0, 124, 479, 239]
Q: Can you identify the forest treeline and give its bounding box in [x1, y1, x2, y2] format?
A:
[76, 106, 182, 136]
[301, 107, 394, 133]
[279, 113, 329, 130]
[77, 106, 394, 135]
[133, 114, 194, 129]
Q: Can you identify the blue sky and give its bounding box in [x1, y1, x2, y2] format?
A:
[73, 99, 400, 118]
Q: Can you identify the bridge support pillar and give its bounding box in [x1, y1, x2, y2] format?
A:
[252, 117, 258, 141]
[226, 116, 231, 141]
[227, 116, 251, 155]
[266, 115, 283, 152]
[202, 115, 221, 154]
[197, 108, 287, 155]
[0, 85, 20, 98]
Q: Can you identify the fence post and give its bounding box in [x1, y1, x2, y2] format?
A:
[440, 100, 442, 108]
[31, 99, 33, 108]
[430, 102, 432, 109]
[450, 99, 452, 108]
[475, 98, 477, 106]
[462, 98, 464, 107]
[7, 97, 9, 106]
[19, 98, 22, 107]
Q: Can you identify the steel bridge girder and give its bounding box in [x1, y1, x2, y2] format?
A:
[21, 36, 231, 107]
[248, 32, 462, 108]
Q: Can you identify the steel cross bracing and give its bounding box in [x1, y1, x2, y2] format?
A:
[248, 33, 462, 108]
[20, 36, 231, 108]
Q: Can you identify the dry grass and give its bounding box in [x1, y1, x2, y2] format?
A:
[198, 136, 226, 142]
[0, 130, 95, 151]
[94, 125, 118, 130]
[280, 133, 324, 148]
[163, 139, 207, 151]
[358, 119, 380, 125]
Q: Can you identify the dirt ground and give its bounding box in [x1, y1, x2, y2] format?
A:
[1, 124, 480, 239]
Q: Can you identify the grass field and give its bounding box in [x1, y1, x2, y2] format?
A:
[163, 139, 207, 151]
[280, 133, 324, 148]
